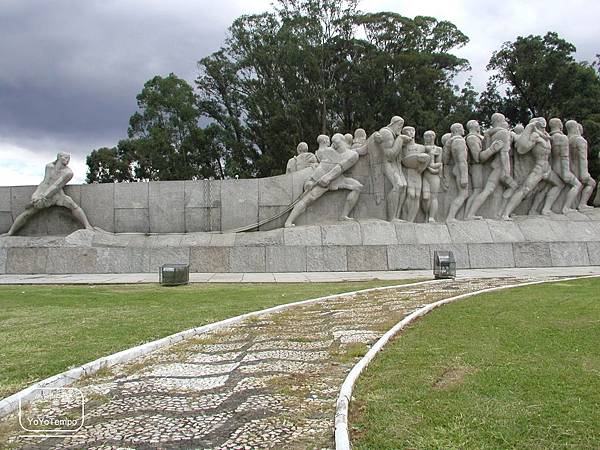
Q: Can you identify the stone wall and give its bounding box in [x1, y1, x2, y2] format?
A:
[1, 213, 599, 274]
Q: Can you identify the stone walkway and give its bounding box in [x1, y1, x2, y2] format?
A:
[1, 276, 568, 449]
[1, 266, 599, 284]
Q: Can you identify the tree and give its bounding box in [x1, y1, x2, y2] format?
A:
[87, 73, 223, 182]
[478, 32, 600, 179]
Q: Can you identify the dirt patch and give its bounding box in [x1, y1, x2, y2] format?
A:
[432, 366, 478, 389]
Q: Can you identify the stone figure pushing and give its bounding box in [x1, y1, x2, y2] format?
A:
[566, 120, 596, 210]
[400, 126, 430, 222]
[373, 116, 411, 221]
[284, 133, 367, 227]
[464, 120, 484, 216]
[445, 123, 469, 222]
[422, 130, 443, 222]
[547, 118, 581, 213]
[286, 142, 318, 174]
[5, 152, 93, 236]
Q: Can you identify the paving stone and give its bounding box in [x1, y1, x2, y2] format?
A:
[189, 247, 231, 273]
[513, 242, 552, 267]
[306, 246, 347, 271]
[266, 247, 306, 272]
[360, 220, 398, 245]
[387, 244, 431, 270]
[283, 226, 322, 246]
[346, 246, 388, 271]
[467, 243, 515, 269]
[230, 246, 266, 272]
[549, 242, 590, 266]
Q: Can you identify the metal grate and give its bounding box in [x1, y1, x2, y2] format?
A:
[159, 264, 190, 286]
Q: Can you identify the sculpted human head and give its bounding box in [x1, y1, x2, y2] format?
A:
[548, 118, 563, 133]
[296, 142, 309, 154]
[354, 128, 367, 142]
[423, 130, 436, 145]
[331, 133, 347, 152]
[533, 117, 547, 129]
[466, 119, 480, 134]
[317, 134, 330, 148]
[490, 112, 506, 128]
[513, 123, 524, 134]
[565, 120, 581, 135]
[56, 152, 70, 166]
[401, 126, 415, 140]
[441, 132, 451, 147]
[388, 116, 404, 134]
[344, 133, 353, 146]
[450, 123, 464, 136]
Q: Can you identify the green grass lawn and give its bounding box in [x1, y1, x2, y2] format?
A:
[350, 278, 600, 449]
[0, 280, 415, 399]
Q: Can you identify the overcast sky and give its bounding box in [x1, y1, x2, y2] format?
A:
[1, 0, 598, 186]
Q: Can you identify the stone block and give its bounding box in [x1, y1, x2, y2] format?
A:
[321, 222, 362, 246]
[387, 245, 431, 270]
[291, 168, 313, 199]
[6, 247, 49, 274]
[185, 207, 219, 232]
[352, 193, 387, 221]
[209, 233, 236, 246]
[46, 248, 97, 274]
[513, 242, 552, 268]
[427, 244, 470, 269]
[96, 248, 151, 273]
[549, 242, 590, 267]
[259, 174, 293, 206]
[306, 246, 347, 271]
[414, 223, 452, 244]
[467, 243, 515, 269]
[235, 229, 283, 246]
[0, 248, 6, 274]
[284, 225, 322, 246]
[549, 220, 597, 242]
[347, 246, 388, 271]
[114, 182, 149, 209]
[266, 246, 307, 272]
[586, 242, 600, 265]
[46, 207, 81, 236]
[190, 247, 231, 273]
[230, 246, 266, 272]
[184, 180, 221, 208]
[220, 179, 259, 232]
[150, 247, 190, 271]
[360, 220, 398, 245]
[0, 186, 12, 211]
[180, 233, 212, 247]
[394, 222, 418, 244]
[486, 219, 526, 243]
[447, 221, 493, 243]
[81, 183, 115, 232]
[115, 208, 150, 233]
[0, 211, 13, 234]
[516, 217, 558, 242]
[298, 190, 347, 226]
[10, 185, 35, 218]
[149, 181, 185, 233]
[258, 206, 288, 231]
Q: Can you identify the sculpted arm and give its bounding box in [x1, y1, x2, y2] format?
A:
[45, 170, 73, 198]
[559, 139, 574, 181]
[575, 139, 591, 181]
[317, 152, 359, 187]
[466, 135, 481, 163]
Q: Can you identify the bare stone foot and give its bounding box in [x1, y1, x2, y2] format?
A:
[391, 218, 406, 223]
[562, 207, 576, 214]
[446, 218, 458, 223]
[284, 222, 295, 228]
[339, 216, 355, 222]
[578, 205, 594, 211]
[427, 217, 436, 223]
[501, 214, 512, 221]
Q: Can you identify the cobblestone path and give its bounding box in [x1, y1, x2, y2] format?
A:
[2, 276, 558, 449]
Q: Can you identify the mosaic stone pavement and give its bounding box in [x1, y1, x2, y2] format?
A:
[1, 276, 560, 449]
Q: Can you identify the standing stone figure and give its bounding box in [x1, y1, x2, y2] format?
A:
[373, 116, 410, 221]
[284, 133, 367, 227]
[445, 123, 469, 222]
[422, 130, 443, 222]
[6, 152, 93, 236]
[548, 118, 581, 213]
[566, 120, 596, 210]
[286, 142, 318, 174]
[351, 128, 367, 149]
[465, 113, 516, 220]
[502, 117, 555, 220]
[464, 120, 484, 216]
[400, 126, 431, 222]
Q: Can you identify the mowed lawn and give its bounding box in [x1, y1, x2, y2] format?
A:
[350, 277, 600, 449]
[0, 280, 415, 399]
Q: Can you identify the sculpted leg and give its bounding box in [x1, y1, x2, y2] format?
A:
[447, 188, 468, 222]
[71, 206, 93, 229]
[563, 178, 581, 213]
[421, 179, 431, 221]
[341, 190, 360, 220]
[7, 208, 38, 236]
[465, 164, 483, 218]
[578, 178, 597, 210]
[503, 172, 541, 220]
[541, 173, 564, 215]
[465, 169, 501, 219]
[531, 184, 549, 215]
[285, 187, 326, 227]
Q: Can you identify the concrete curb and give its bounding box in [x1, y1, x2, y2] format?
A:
[0, 279, 439, 419]
[334, 275, 600, 450]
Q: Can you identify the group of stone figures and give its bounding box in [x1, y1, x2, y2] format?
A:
[284, 114, 596, 227]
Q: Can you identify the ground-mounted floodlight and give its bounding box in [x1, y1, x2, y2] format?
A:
[433, 250, 456, 279]
[159, 264, 190, 286]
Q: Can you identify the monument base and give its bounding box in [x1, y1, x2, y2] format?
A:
[1, 210, 600, 274]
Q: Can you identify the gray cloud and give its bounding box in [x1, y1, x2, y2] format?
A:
[0, 0, 598, 185]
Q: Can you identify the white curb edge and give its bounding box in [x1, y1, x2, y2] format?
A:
[334, 275, 600, 450]
[0, 279, 440, 419]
